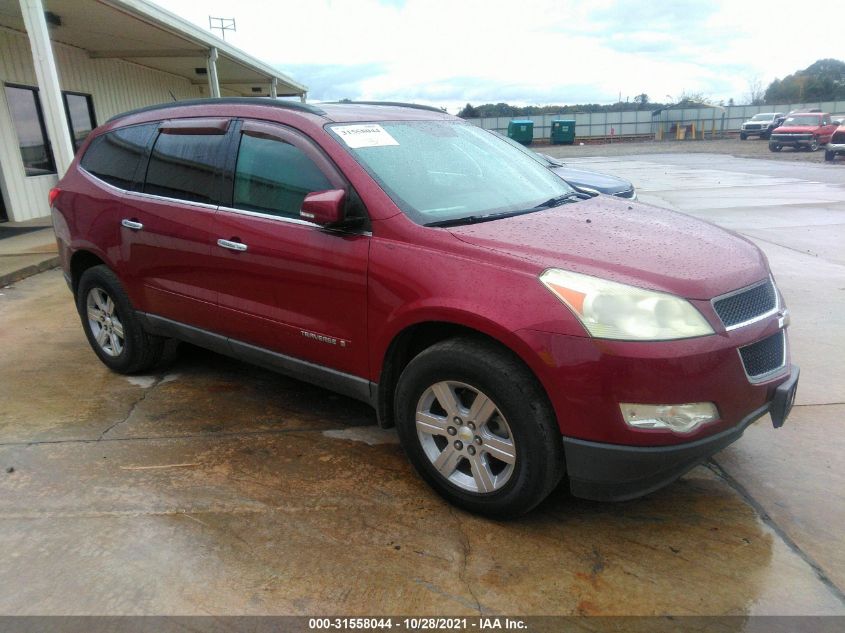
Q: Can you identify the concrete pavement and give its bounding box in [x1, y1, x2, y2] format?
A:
[1, 153, 844, 616]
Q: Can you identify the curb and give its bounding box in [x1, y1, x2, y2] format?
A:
[0, 256, 60, 288]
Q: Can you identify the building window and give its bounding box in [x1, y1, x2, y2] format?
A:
[62, 92, 96, 152]
[4, 84, 56, 176]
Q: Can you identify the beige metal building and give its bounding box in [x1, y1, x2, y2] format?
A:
[0, 0, 307, 223]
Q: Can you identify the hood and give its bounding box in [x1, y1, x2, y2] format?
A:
[549, 165, 632, 195]
[447, 196, 768, 300]
[774, 125, 820, 133]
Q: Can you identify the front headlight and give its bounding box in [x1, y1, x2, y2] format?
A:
[540, 269, 714, 340]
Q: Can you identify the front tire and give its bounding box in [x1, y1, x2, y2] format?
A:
[76, 265, 165, 373]
[740, 132, 748, 141]
[825, 150, 835, 162]
[808, 138, 820, 152]
[394, 338, 563, 518]
[769, 143, 782, 152]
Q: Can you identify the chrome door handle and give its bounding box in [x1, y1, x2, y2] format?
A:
[121, 219, 143, 230]
[217, 238, 248, 252]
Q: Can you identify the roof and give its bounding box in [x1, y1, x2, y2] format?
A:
[0, 0, 306, 97]
[107, 99, 458, 125]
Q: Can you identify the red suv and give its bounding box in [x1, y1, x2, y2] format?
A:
[51, 99, 799, 517]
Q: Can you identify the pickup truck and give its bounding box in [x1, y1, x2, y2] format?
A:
[740, 112, 784, 140]
[769, 112, 838, 152]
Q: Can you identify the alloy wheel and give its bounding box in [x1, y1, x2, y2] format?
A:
[415, 381, 516, 494]
[86, 287, 125, 357]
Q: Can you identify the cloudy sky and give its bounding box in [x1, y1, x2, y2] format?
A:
[157, 0, 840, 113]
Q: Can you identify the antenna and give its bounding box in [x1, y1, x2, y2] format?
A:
[208, 16, 236, 40]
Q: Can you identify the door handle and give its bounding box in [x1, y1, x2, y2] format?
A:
[217, 238, 248, 252]
[121, 219, 143, 230]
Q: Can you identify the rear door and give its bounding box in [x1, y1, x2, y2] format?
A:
[211, 120, 370, 377]
[120, 118, 231, 331]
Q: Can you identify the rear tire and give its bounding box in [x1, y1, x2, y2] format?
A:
[769, 143, 782, 152]
[808, 138, 820, 152]
[76, 265, 166, 374]
[394, 338, 564, 518]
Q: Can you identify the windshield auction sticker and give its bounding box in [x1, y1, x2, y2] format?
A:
[333, 124, 399, 148]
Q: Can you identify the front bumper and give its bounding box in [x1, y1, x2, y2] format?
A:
[771, 135, 814, 147]
[562, 366, 799, 501]
[826, 142, 845, 153]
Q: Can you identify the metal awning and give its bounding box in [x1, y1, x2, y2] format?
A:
[0, 0, 307, 98]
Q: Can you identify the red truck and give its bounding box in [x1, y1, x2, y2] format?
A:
[769, 112, 837, 152]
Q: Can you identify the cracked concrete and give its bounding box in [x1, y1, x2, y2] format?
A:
[1, 152, 844, 616]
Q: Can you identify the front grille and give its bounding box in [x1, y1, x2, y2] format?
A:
[832, 131, 845, 144]
[712, 279, 777, 329]
[739, 331, 785, 381]
[772, 133, 811, 142]
[745, 124, 761, 130]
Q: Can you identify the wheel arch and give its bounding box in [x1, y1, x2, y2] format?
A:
[69, 249, 108, 296]
[374, 319, 551, 430]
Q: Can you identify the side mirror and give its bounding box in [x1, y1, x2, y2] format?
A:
[300, 189, 346, 226]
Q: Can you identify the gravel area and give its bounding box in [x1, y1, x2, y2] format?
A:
[540, 137, 840, 163]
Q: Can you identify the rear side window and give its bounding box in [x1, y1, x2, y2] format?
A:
[233, 134, 332, 218]
[80, 123, 157, 190]
[144, 133, 227, 204]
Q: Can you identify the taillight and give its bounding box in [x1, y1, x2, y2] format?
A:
[48, 187, 60, 207]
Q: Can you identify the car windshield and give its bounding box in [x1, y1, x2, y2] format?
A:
[751, 114, 773, 121]
[328, 120, 575, 225]
[783, 115, 820, 126]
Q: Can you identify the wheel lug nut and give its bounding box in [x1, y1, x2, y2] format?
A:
[467, 445, 476, 456]
[454, 440, 463, 450]
[453, 417, 462, 425]
[447, 426, 457, 436]
[467, 422, 475, 430]
[474, 436, 482, 445]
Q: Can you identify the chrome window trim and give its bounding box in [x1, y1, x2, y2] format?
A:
[217, 205, 319, 227]
[124, 189, 219, 210]
[712, 277, 780, 331]
[737, 330, 788, 384]
[217, 205, 373, 236]
[79, 166, 128, 195]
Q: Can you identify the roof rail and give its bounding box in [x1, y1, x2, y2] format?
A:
[325, 100, 446, 114]
[107, 97, 326, 123]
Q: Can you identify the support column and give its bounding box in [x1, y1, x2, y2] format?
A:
[270, 77, 277, 99]
[207, 47, 221, 98]
[300, 92, 307, 104]
[19, 0, 74, 175]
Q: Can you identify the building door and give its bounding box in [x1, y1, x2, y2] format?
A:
[0, 180, 8, 222]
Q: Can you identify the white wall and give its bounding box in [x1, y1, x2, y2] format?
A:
[0, 25, 203, 222]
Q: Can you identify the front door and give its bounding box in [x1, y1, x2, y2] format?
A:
[212, 120, 370, 377]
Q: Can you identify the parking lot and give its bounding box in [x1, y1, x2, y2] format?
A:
[1, 149, 843, 616]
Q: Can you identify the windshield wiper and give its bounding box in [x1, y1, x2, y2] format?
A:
[425, 207, 546, 228]
[425, 193, 589, 228]
[532, 192, 589, 208]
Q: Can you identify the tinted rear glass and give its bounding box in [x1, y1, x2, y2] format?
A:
[81, 124, 157, 190]
[144, 132, 227, 204]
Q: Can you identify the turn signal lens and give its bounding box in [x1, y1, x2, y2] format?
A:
[48, 187, 61, 207]
[620, 402, 719, 434]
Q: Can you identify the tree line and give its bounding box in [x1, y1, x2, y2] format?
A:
[458, 59, 845, 119]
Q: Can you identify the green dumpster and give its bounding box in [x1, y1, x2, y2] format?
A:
[550, 119, 576, 145]
[507, 119, 534, 145]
